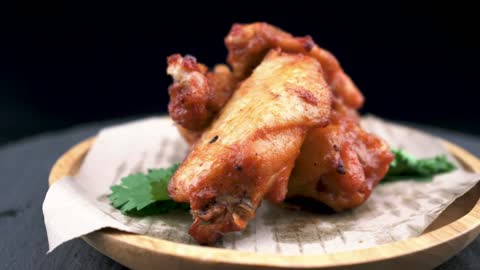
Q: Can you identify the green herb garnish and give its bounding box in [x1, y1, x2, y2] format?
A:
[108, 163, 188, 216]
[382, 149, 456, 183]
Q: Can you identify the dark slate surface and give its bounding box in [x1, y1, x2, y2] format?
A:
[0, 118, 479, 270]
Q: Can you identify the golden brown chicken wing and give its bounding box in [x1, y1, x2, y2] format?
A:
[225, 22, 364, 109]
[168, 50, 332, 244]
[167, 54, 236, 131]
[287, 99, 394, 211]
[166, 23, 393, 245]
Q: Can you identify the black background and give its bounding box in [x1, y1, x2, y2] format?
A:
[1, 2, 479, 145]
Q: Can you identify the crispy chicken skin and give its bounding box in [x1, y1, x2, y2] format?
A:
[168, 50, 332, 244]
[287, 99, 394, 211]
[225, 22, 364, 109]
[167, 54, 236, 131]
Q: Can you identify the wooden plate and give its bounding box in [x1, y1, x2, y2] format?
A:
[49, 138, 480, 270]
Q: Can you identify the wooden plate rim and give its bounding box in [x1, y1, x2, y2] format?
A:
[48, 136, 480, 268]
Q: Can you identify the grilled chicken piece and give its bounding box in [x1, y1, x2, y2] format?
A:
[168, 50, 332, 244]
[167, 54, 236, 131]
[287, 99, 394, 211]
[225, 22, 364, 109]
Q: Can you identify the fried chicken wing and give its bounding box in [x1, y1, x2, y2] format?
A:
[167, 54, 236, 131]
[287, 99, 394, 211]
[225, 22, 364, 109]
[165, 22, 393, 244]
[168, 50, 332, 244]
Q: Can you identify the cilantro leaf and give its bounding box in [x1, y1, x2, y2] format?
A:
[148, 164, 179, 201]
[108, 163, 187, 215]
[383, 149, 456, 183]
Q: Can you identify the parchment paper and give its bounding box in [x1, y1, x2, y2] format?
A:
[43, 116, 480, 254]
